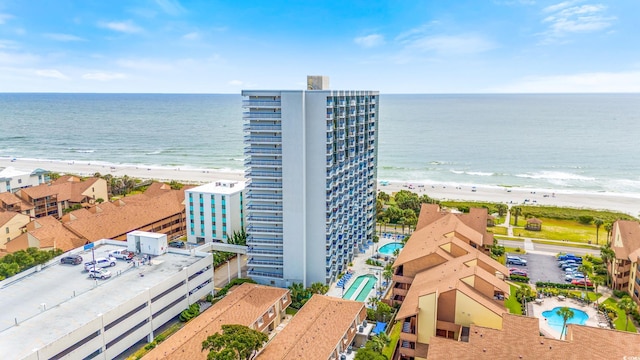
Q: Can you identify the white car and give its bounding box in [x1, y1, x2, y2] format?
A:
[109, 249, 134, 260]
[88, 268, 112, 280]
[84, 256, 117, 271]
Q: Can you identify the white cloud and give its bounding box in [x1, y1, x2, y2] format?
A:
[35, 69, 69, 80]
[182, 32, 200, 40]
[0, 51, 39, 64]
[98, 20, 143, 34]
[116, 59, 173, 71]
[155, 0, 187, 16]
[540, 2, 615, 42]
[44, 33, 85, 42]
[82, 72, 127, 81]
[228, 80, 243, 86]
[0, 13, 13, 25]
[354, 34, 385, 48]
[405, 34, 496, 55]
[489, 71, 640, 93]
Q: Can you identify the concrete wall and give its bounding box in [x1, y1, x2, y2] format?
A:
[417, 292, 437, 344]
[0, 212, 30, 250]
[454, 290, 502, 329]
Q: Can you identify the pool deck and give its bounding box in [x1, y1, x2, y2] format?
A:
[327, 233, 404, 303]
[529, 295, 610, 339]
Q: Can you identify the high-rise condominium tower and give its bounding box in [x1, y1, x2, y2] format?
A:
[243, 76, 378, 287]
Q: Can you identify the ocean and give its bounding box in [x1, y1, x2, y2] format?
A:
[1, 93, 639, 195]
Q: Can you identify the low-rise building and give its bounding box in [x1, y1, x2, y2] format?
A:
[426, 313, 640, 359]
[5, 216, 85, 252]
[14, 177, 107, 218]
[609, 220, 640, 304]
[0, 234, 214, 360]
[0, 211, 30, 250]
[61, 183, 187, 241]
[0, 166, 49, 193]
[391, 204, 510, 360]
[256, 294, 367, 360]
[0, 191, 35, 217]
[144, 282, 290, 360]
[185, 180, 245, 244]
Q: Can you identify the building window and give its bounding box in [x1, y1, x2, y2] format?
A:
[5, 227, 8, 234]
[17, 179, 22, 184]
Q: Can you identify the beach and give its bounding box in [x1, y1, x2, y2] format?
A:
[2, 157, 639, 217]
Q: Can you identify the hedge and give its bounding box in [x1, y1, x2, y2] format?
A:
[509, 274, 530, 283]
[535, 281, 594, 290]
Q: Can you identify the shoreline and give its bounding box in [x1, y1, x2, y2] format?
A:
[2, 157, 639, 217]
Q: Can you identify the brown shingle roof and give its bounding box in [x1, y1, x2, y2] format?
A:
[19, 182, 71, 201]
[612, 220, 640, 260]
[0, 192, 22, 205]
[426, 313, 640, 359]
[0, 211, 22, 226]
[144, 283, 288, 360]
[393, 214, 485, 268]
[62, 189, 184, 241]
[17, 216, 86, 251]
[256, 295, 365, 360]
[396, 254, 509, 320]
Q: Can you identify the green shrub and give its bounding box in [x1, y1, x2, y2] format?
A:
[216, 278, 256, 297]
[179, 303, 200, 322]
[613, 290, 629, 299]
[509, 274, 530, 283]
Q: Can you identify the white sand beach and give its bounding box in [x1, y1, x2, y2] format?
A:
[3, 157, 639, 217]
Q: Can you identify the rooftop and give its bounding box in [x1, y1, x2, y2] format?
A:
[186, 180, 246, 195]
[144, 282, 288, 360]
[0, 166, 30, 179]
[612, 220, 640, 260]
[0, 240, 208, 359]
[426, 313, 640, 359]
[256, 295, 365, 360]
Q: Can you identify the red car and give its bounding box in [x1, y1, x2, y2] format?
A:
[509, 268, 528, 277]
[571, 279, 593, 287]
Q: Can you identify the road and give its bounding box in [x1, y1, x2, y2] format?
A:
[498, 239, 600, 257]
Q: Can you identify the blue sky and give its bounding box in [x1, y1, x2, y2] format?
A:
[0, 0, 638, 93]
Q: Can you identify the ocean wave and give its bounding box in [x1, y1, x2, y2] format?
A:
[450, 169, 494, 177]
[69, 149, 96, 153]
[515, 171, 595, 181]
[145, 150, 163, 155]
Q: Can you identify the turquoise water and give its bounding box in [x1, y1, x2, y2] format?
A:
[355, 275, 377, 302]
[542, 307, 589, 335]
[2, 94, 640, 195]
[379, 242, 404, 255]
[343, 274, 378, 302]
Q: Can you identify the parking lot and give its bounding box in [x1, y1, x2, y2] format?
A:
[506, 252, 566, 284]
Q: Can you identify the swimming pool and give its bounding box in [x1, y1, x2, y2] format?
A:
[343, 274, 377, 302]
[378, 242, 404, 255]
[542, 307, 589, 335]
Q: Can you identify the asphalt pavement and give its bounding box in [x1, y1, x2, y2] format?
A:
[506, 252, 567, 285]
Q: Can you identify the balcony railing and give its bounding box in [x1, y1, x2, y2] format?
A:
[242, 112, 281, 119]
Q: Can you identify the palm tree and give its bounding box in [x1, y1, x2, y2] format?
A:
[618, 297, 636, 331]
[604, 222, 613, 244]
[577, 263, 593, 294]
[594, 218, 604, 245]
[512, 207, 521, 227]
[309, 282, 329, 295]
[382, 269, 393, 286]
[600, 245, 616, 287]
[557, 306, 574, 339]
[368, 296, 379, 310]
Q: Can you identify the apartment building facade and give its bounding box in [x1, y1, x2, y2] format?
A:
[609, 220, 640, 305]
[0, 166, 49, 193]
[243, 76, 378, 287]
[185, 180, 245, 244]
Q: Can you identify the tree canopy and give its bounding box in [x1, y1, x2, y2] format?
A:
[202, 324, 268, 360]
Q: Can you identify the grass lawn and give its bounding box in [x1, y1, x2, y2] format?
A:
[505, 284, 523, 315]
[494, 235, 524, 242]
[285, 307, 298, 315]
[511, 218, 602, 244]
[382, 321, 401, 359]
[603, 298, 637, 332]
[489, 226, 508, 235]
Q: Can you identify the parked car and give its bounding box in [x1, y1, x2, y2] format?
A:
[84, 256, 117, 271]
[561, 263, 578, 270]
[60, 255, 83, 265]
[509, 268, 528, 277]
[565, 274, 574, 282]
[506, 256, 527, 266]
[88, 268, 112, 280]
[169, 241, 186, 248]
[558, 254, 582, 263]
[109, 249, 134, 260]
[558, 259, 577, 267]
[571, 279, 593, 287]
